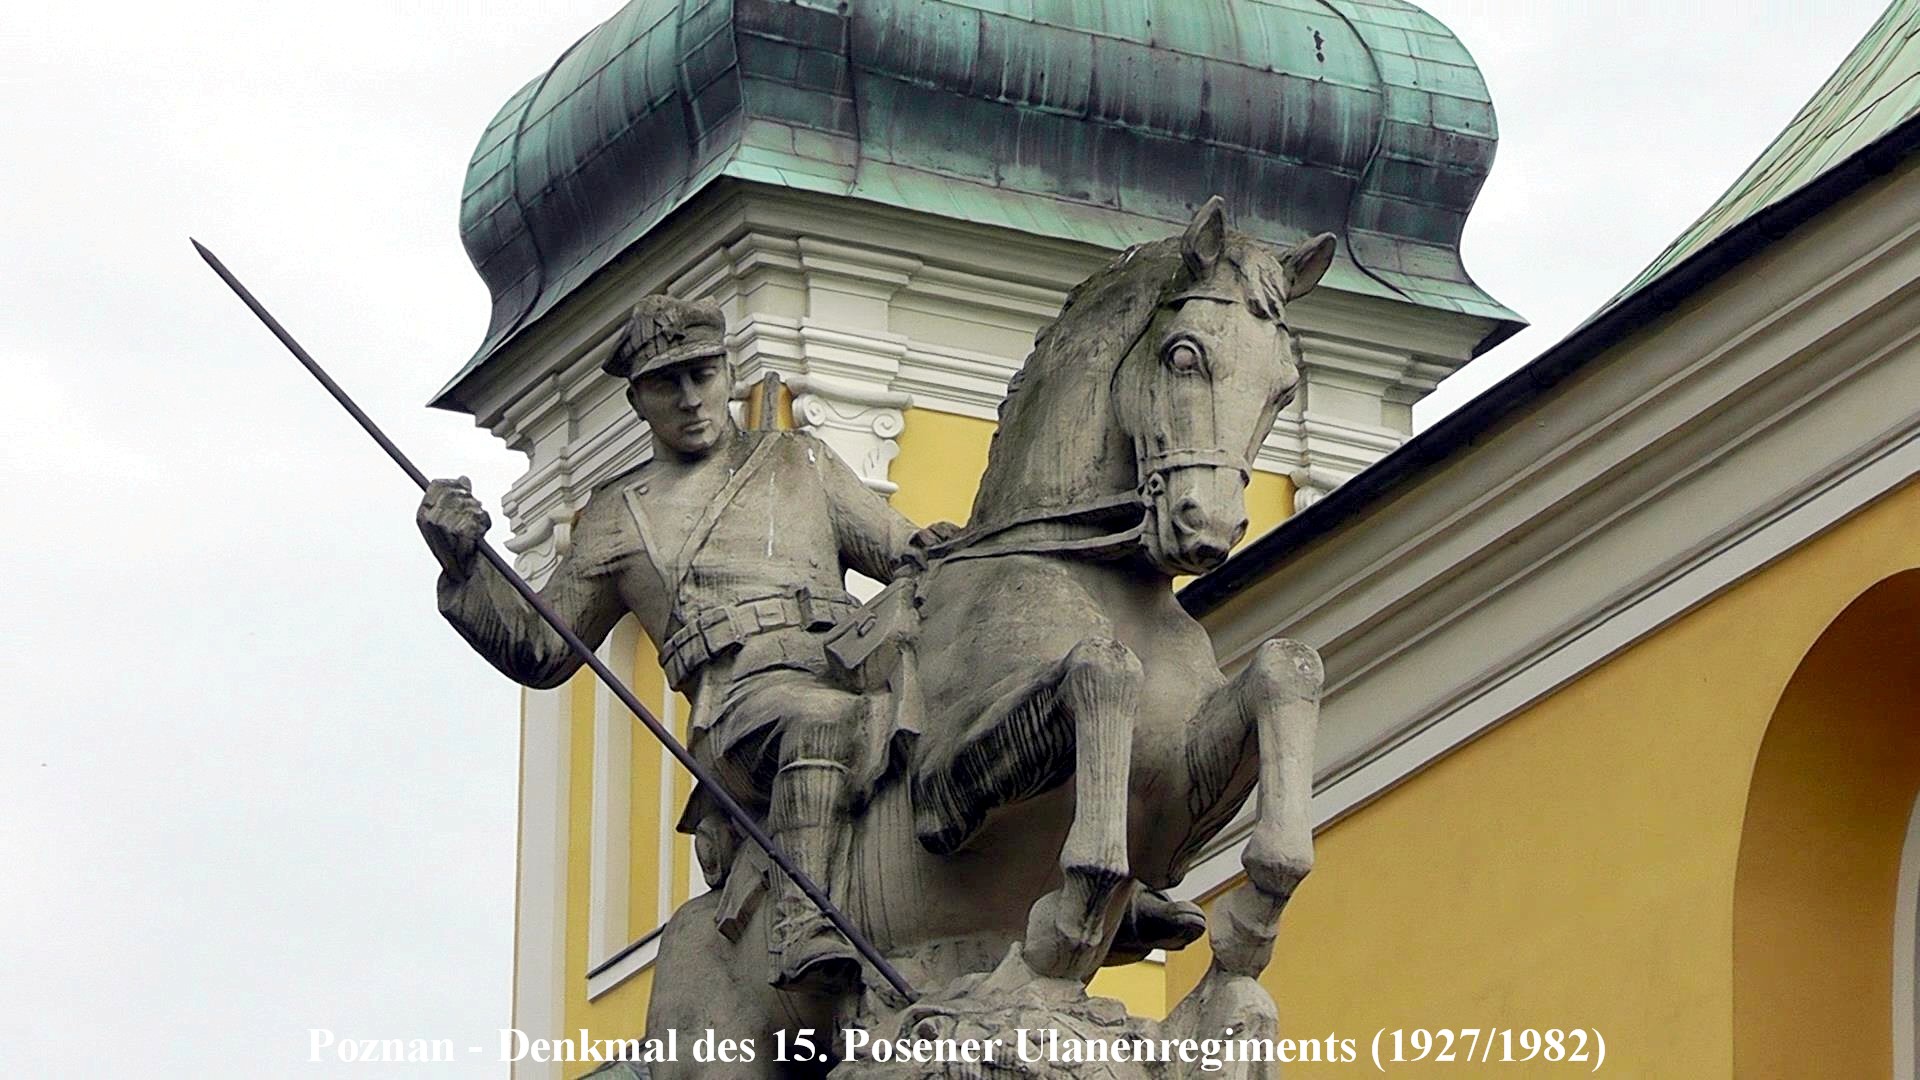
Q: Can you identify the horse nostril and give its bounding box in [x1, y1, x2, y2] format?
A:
[1172, 496, 1207, 535]
[1231, 519, 1248, 546]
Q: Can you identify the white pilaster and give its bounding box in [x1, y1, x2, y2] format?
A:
[785, 239, 923, 493]
[1270, 332, 1441, 512]
[510, 685, 570, 1080]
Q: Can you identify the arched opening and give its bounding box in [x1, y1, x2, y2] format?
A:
[1733, 569, 1920, 1076]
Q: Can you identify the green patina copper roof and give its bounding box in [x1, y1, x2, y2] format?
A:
[440, 0, 1522, 408]
[1605, 0, 1920, 312]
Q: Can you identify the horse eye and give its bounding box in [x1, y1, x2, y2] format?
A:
[1164, 338, 1204, 373]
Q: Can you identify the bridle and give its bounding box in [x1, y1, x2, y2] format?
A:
[931, 290, 1259, 565]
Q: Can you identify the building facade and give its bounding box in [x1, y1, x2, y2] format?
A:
[1172, 4, 1920, 1074]
[433, 0, 1920, 1076]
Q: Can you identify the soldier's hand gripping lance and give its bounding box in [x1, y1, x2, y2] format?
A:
[192, 239, 918, 1003]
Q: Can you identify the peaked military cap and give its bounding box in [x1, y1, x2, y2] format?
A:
[605, 294, 729, 381]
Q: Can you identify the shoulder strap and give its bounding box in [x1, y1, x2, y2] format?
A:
[619, 482, 677, 599]
[668, 432, 784, 592]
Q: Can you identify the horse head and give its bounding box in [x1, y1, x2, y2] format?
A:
[1113, 198, 1335, 576]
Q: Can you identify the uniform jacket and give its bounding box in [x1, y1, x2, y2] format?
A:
[437, 429, 916, 697]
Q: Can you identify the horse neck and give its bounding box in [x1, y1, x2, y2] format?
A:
[969, 360, 1137, 529]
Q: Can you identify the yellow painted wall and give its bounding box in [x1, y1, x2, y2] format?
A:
[561, 672, 611, 1076]
[1089, 958, 1169, 1018]
[1243, 469, 1295, 552]
[1164, 478, 1920, 1076]
[553, 641, 678, 1078]
[625, 654, 667, 943]
[889, 408, 994, 527]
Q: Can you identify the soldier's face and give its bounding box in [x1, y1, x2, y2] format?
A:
[630, 360, 732, 456]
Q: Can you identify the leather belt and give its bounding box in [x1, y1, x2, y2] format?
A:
[661, 587, 855, 689]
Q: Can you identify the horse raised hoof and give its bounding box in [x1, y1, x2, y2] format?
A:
[1107, 885, 1206, 963]
[770, 911, 862, 996]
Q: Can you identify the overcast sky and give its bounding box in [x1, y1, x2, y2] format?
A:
[0, 1, 1889, 1075]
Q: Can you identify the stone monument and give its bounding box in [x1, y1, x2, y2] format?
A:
[420, 198, 1332, 1077]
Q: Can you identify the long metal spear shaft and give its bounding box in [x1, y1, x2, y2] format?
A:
[192, 239, 917, 1002]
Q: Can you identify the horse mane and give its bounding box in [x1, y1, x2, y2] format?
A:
[966, 239, 1177, 527]
[1000, 241, 1178, 423]
[969, 231, 1290, 528]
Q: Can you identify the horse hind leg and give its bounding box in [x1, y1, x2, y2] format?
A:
[1022, 637, 1142, 983]
[1176, 638, 1322, 977]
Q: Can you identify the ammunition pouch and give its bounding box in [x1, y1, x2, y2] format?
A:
[823, 579, 920, 693]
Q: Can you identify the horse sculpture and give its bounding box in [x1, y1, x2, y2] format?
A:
[647, 199, 1331, 1078]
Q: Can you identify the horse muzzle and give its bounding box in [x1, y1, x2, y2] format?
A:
[1140, 463, 1249, 576]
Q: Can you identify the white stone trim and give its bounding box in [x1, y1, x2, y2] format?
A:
[896, 341, 1024, 421]
[511, 685, 571, 1080]
[1277, 332, 1444, 510]
[586, 930, 664, 1002]
[1177, 163, 1920, 902]
[583, 625, 708, 1002]
[1897, 785, 1920, 1080]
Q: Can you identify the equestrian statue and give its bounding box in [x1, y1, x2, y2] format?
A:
[416, 198, 1334, 1078]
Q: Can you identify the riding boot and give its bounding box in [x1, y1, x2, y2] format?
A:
[767, 747, 860, 994]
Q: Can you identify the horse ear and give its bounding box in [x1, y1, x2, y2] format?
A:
[1182, 196, 1227, 278]
[1282, 232, 1337, 300]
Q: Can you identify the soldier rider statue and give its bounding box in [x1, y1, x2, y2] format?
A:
[416, 294, 927, 994]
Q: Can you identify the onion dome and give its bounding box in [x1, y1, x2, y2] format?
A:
[443, 0, 1521, 403]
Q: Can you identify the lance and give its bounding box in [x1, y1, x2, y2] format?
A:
[192, 239, 917, 1002]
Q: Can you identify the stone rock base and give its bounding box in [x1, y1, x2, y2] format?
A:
[833, 948, 1278, 1080]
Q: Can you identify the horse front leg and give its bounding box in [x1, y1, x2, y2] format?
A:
[1174, 638, 1322, 976]
[1022, 637, 1142, 983]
